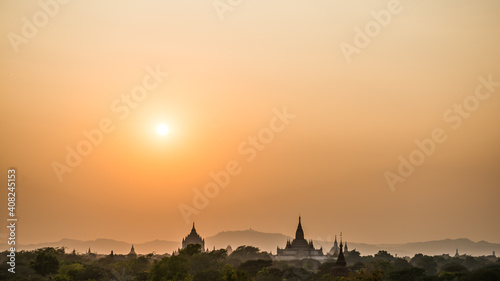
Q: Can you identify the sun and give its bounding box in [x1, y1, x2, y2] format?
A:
[156, 124, 169, 136]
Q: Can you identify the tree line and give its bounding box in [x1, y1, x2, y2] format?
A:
[1, 245, 499, 280]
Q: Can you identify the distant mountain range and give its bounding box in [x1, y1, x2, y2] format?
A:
[7, 230, 500, 257]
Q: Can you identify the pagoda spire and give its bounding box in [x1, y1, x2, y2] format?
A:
[190, 222, 197, 234]
[129, 244, 136, 255]
[295, 215, 304, 240]
[330, 234, 339, 256]
[336, 232, 346, 267]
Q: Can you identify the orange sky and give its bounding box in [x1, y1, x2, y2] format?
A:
[1, 0, 499, 248]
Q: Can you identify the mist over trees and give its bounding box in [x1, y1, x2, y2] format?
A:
[1, 246, 499, 281]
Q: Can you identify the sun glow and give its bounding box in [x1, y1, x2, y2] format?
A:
[156, 124, 169, 136]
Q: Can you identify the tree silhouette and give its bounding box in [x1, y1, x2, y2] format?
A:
[374, 250, 394, 262]
[31, 247, 60, 276]
[238, 259, 272, 277]
[149, 255, 190, 281]
[179, 243, 202, 257]
[228, 245, 270, 266]
[411, 253, 437, 276]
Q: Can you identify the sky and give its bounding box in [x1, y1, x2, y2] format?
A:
[1, 0, 499, 248]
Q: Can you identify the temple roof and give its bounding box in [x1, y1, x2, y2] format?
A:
[128, 244, 136, 255]
[277, 216, 323, 256]
[287, 216, 317, 249]
[184, 222, 204, 243]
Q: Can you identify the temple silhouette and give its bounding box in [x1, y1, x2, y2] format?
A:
[329, 235, 339, 256]
[182, 223, 207, 252]
[276, 216, 324, 260]
[178, 217, 348, 267]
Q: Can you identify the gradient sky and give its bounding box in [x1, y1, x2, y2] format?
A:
[1, 0, 499, 248]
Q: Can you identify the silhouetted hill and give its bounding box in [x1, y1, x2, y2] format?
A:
[206, 231, 499, 257]
[374, 238, 500, 257]
[8, 232, 500, 257]
[313, 238, 500, 257]
[205, 229, 291, 253]
[15, 238, 178, 255]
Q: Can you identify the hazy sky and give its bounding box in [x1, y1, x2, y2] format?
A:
[1, 0, 499, 248]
